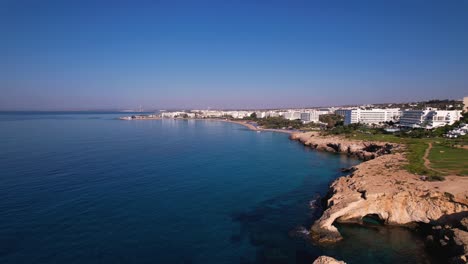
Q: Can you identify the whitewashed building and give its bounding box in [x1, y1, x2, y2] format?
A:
[400, 109, 462, 129]
[161, 111, 187, 118]
[282, 111, 301, 120]
[464, 96, 468, 112]
[344, 108, 401, 125]
[300, 110, 325, 123]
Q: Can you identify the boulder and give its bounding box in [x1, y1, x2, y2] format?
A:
[312, 255, 346, 264]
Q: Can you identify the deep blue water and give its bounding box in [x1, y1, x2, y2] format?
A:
[0, 113, 436, 264]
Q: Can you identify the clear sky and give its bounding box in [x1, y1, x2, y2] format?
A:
[1, 0, 468, 110]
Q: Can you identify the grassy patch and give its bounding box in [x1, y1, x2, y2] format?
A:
[428, 143, 468, 176]
[343, 133, 404, 144]
[343, 132, 446, 179]
[403, 139, 442, 179]
[339, 131, 468, 179]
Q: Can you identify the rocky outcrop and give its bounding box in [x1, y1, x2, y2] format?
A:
[290, 132, 397, 160]
[309, 152, 468, 243]
[426, 217, 468, 263]
[289, 132, 468, 246]
[289, 132, 468, 263]
[312, 256, 346, 264]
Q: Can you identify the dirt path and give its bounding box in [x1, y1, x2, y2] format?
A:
[423, 142, 445, 174]
[423, 142, 432, 168]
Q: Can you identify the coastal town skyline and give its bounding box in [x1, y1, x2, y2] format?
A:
[2, 1, 468, 110]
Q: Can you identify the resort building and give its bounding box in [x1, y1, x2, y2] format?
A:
[161, 111, 187, 118]
[282, 111, 301, 120]
[300, 110, 325, 123]
[343, 108, 401, 125]
[265, 111, 280, 117]
[334, 109, 348, 117]
[255, 111, 267, 118]
[335, 108, 357, 117]
[464, 96, 468, 112]
[400, 109, 463, 129]
[300, 112, 311, 123]
[224, 111, 252, 119]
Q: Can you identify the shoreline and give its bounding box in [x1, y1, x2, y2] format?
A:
[119, 116, 298, 134]
[222, 119, 298, 134]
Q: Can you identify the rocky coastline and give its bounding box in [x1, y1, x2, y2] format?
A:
[289, 132, 397, 160]
[290, 132, 468, 263]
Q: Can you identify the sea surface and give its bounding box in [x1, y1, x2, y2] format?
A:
[0, 112, 437, 264]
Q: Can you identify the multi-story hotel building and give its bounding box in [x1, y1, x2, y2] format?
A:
[344, 108, 401, 125]
[400, 109, 462, 129]
[282, 111, 301, 120]
[464, 96, 468, 112]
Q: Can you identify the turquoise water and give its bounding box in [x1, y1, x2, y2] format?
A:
[0, 113, 436, 263]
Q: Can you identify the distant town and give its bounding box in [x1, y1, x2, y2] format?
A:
[121, 97, 468, 138]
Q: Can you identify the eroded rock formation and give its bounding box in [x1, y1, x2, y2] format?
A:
[290, 132, 468, 247]
[310, 153, 468, 243]
[290, 132, 397, 160]
[312, 255, 346, 264]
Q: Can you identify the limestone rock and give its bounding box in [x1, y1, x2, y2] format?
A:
[290, 132, 398, 160]
[309, 153, 468, 243]
[290, 132, 468, 261]
[312, 255, 346, 264]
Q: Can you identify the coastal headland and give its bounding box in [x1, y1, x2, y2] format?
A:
[290, 131, 468, 263]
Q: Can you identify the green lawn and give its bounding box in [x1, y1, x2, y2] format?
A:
[343, 133, 404, 144]
[428, 143, 468, 176]
[342, 133, 446, 180]
[338, 132, 468, 179]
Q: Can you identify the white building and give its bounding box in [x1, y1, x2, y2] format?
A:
[335, 109, 351, 117]
[300, 110, 325, 123]
[255, 111, 267, 118]
[447, 124, 468, 138]
[282, 111, 301, 120]
[400, 109, 462, 129]
[300, 112, 311, 123]
[344, 108, 401, 125]
[161, 111, 187, 118]
[464, 96, 468, 112]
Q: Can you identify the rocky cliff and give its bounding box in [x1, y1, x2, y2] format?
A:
[290, 132, 397, 160]
[309, 152, 468, 244]
[289, 132, 468, 249]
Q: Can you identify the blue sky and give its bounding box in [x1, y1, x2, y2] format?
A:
[1, 0, 468, 110]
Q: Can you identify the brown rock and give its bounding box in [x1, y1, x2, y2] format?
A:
[312, 256, 346, 264]
[289, 133, 468, 245]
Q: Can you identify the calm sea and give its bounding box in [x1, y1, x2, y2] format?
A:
[0, 112, 437, 264]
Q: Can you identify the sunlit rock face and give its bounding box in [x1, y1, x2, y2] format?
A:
[290, 132, 397, 161]
[290, 132, 468, 245]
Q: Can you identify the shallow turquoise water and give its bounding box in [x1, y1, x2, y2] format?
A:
[0, 113, 436, 263]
